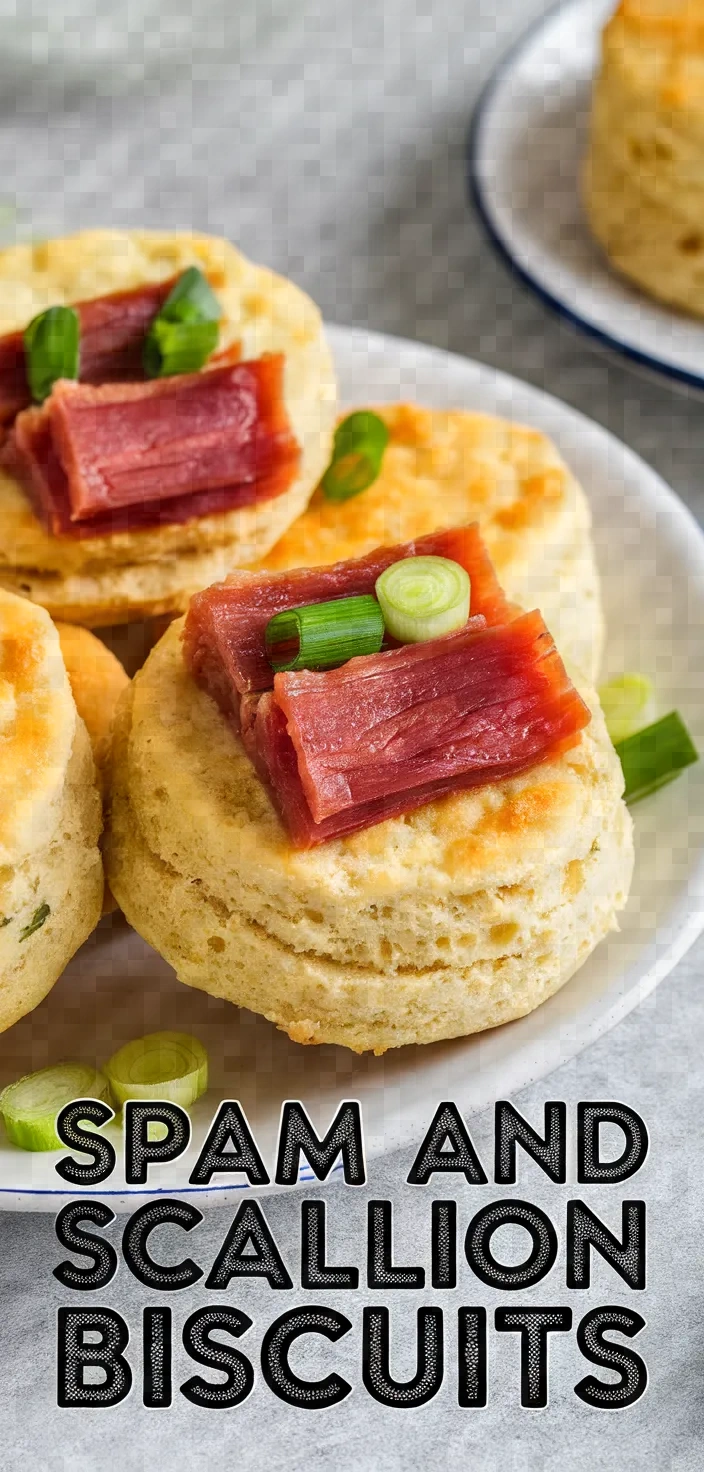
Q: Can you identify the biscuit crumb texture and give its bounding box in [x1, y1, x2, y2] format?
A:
[584, 0, 704, 315]
[106, 620, 634, 1054]
[0, 229, 338, 624]
[0, 591, 103, 1031]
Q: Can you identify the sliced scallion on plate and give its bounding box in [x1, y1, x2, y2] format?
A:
[375, 555, 470, 644]
[598, 673, 655, 745]
[266, 594, 385, 672]
[24, 305, 80, 403]
[615, 711, 698, 805]
[105, 1031, 208, 1110]
[143, 266, 221, 378]
[321, 410, 389, 502]
[0, 1064, 109, 1152]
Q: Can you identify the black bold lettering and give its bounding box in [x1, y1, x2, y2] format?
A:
[407, 1103, 487, 1185]
[567, 1200, 646, 1290]
[57, 1307, 131, 1407]
[143, 1307, 172, 1408]
[124, 1102, 190, 1187]
[457, 1308, 487, 1407]
[494, 1101, 566, 1185]
[578, 1103, 648, 1183]
[122, 1200, 203, 1290]
[261, 1308, 352, 1408]
[301, 1201, 359, 1290]
[575, 1307, 647, 1408]
[367, 1201, 424, 1289]
[188, 1103, 269, 1187]
[205, 1201, 292, 1290]
[275, 1101, 365, 1186]
[431, 1201, 457, 1290]
[495, 1307, 572, 1408]
[54, 1201, 117, 1291]
[181, 1307, 254, 1409]
[55, 1100, 116, 1186]
[466, 1200, 558, 1289]
[363, 1308, 443, 1407]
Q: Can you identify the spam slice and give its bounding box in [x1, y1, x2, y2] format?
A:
[0, 590, 103, 1032]
[105, 618, 633, 1054]
[260, 404, 605, 683]
[0, 229, 337, 625]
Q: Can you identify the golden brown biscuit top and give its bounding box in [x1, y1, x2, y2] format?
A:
[259, 404, 575, 582]
[604, 0, 704, 102]
[0, 589, 75, 865]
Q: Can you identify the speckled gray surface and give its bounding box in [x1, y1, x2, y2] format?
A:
[0, 1, 702, 1465]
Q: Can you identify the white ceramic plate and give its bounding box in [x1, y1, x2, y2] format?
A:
[469, 0, 704, 393]
[2, 323, 704, 1210]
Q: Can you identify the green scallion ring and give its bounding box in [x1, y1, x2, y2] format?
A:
[0, 1063, 110, 1152]
[266, 594, 385, 672]
[375, 555, 470, 644]
[105, 1031, 208, 1110]
[24, 305, 80, 403]
[144, 266, 221, 378]
[614, 710, 698, 805]
[143, 317, 219, 379]
[321, 411, 389, 502]
[598, 673, 655, 745]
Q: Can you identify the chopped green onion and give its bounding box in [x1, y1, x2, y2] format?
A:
[105, 1031, 208, 1110]
[321, 411, 389, 502]
[19, 902, 50, 942]
[158, 266, 221, 325]
[0, 1064, 109, 1151]
[615, 711, 698, 804]
[599, 673, 655, 745]
[143, 317, 219, 378]
[144, 266, 221, 378]
[24, 306, 79, 403]
[266, 594, 385, 672]
[375, 555, 470, 644]
[0, 916, 11, 929]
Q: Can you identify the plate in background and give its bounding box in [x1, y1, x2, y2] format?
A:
[1, 323, 703, 1210]
[469, 0, 704, 394]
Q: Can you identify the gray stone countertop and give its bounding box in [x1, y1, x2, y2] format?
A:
[0, 0, 701, 1465]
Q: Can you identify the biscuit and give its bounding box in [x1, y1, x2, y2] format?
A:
[261, 404, 604, 682]
[0, 230, 337, 624]
[105, 620, 633, 1054]
[0, 590, 103, 1032]
[585, 0, 704, 314]
[55, 623, 129, 783]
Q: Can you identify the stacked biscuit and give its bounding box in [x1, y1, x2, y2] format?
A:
[585, 0, 704, 315]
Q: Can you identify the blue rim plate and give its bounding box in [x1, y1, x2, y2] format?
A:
[468, 0, 704, 394]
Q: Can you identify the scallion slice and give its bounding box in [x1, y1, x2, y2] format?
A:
[143, 317, 219, 379]
[321, 411, 389, 502]
[0, 1064, 109, 1152]
[599, 673, 655, 745]
[375, 555, 470, 644]
[266, 594, 385, 672]
[24, 306, 79, 403]
[105, 1031, 208, 1110]
[143, 266, 221, 378]
[615, 711, 698, 804]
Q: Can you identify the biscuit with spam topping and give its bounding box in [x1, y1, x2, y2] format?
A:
[261, 404, 604, 681]
[0, 229, 337, 624]
[105, 619, 633, 1054]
